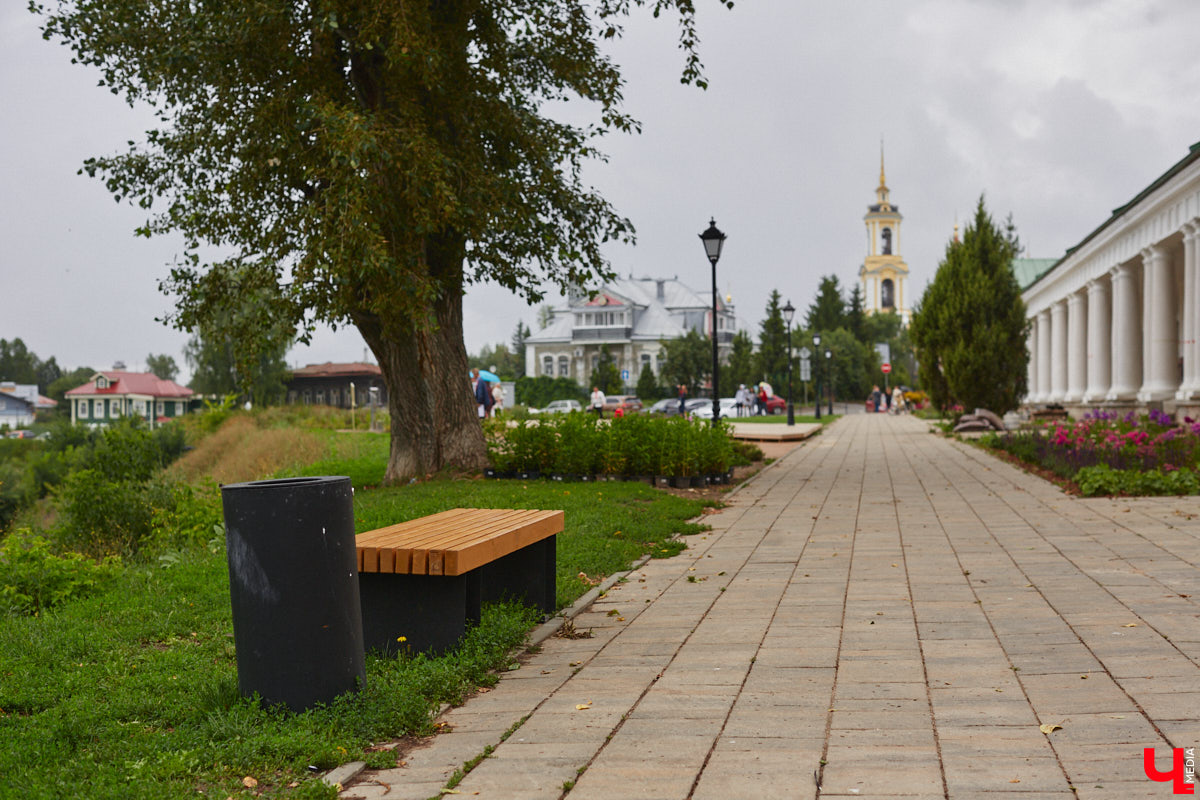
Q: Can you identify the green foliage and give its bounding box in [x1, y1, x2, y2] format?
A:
[0, 337, 60, 391]
[0, 533, 121, 616]
[54, 469, 173, 559]
[725, 328, 758, 390]
[514, 376, 587, 409]
[805, 276, 846, 333]
[659, 329, 711, 396]
[591, 344, 624, 394]
[46, 366, 96, 410]
[144, 353, 179, 382]
[1076, 465, 1200, 497]
[910, 196, 1029, 414]
[757, 290, 789, 391]
[468, 340, 523, 381]
[635, 363, 662, 402]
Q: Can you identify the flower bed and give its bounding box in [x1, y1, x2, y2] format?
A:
[482, 413, 739, 483]
[982, 409, 1200, 496]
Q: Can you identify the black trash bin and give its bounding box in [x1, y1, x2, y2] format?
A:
[220, 476, 366, 712]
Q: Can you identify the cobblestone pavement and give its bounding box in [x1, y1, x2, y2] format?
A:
[343, 413, 1200, 800]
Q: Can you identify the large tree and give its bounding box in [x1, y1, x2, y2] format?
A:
[910, 197, 1029, 414]
[145, 353, 179, 382]
[805, 275, 845, 333]
[756, 290, 788, 391]
[35, 0, 730, 482]
[659, 329, 711, 397]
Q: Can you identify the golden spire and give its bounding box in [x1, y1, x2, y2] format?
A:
[953, 214, 960, 243]
[879, 139, 887, 190]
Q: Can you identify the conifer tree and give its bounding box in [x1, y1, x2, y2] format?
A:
[910, 196, 1029, 414]
[757, 291, 788, 390]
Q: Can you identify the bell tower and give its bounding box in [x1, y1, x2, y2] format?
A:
[859, 145, 910, 324]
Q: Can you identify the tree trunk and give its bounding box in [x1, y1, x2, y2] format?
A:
[354, 242, 487, 483]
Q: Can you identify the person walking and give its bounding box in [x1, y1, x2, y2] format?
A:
[590, 386, 606, 418]
[492, 383, 504, 416]
[756, 383, 768, 416]
[473, 369, 494, 418]
[891, 385, 905, 414]
[677, 383, 688, 416]
[735, 384, 750, 417]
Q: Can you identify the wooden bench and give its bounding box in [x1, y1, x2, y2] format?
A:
[356, 508, 563, 654]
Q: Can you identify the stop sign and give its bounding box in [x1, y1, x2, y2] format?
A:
[881, 363, 892, 374]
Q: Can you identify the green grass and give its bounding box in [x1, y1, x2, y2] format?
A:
[1, 470, 712, 798]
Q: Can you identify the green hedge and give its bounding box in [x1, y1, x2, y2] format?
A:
[484, 413, 735, 478]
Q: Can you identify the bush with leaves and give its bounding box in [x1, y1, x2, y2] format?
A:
[0, 532, 121, 616]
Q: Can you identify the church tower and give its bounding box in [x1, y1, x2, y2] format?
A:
[859, 147, 910, 324]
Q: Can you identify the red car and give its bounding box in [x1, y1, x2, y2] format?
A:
[762, 394, 786, 415]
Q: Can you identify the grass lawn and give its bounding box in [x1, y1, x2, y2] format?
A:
[1, 465, 713, 798]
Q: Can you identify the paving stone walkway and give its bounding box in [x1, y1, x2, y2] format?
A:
[342, 413, 1200, 800]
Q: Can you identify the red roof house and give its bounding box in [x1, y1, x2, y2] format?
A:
[66, 371, 194, 428]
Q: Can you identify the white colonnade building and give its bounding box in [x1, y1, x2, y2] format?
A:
[1023, 141, 1200, 418]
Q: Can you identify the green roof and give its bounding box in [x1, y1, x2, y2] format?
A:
[1013, 258, 1059, 291]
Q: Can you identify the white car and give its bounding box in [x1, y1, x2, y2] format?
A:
[691, 398, 739, 419]
[531, 399, 583, 415]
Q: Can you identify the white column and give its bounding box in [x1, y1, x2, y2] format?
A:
[1065, 290, 1087, 403]
[1026, 316, 1039, 403]
[1050, 299, 1068, 402]
[1107, 262, 1141, 401]
[1083, 277, 1111, 403]
[1179, 220, 1200, 399]
[1036, 308, 1052, 402]
[1138, 244, 1177, 401]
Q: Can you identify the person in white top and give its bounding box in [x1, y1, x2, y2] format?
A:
[492, 383, 504, 416]
[590, 386, 606, 418]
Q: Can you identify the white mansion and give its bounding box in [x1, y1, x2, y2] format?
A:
[524, 277, 737, 389]
[1023, 140, 1200, 418]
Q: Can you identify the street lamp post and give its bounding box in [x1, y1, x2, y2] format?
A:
[825, 349, 833, 415]
[699, 219, 726, 428]
[783, 300, 795, 426]
[813, 332, 822, 420]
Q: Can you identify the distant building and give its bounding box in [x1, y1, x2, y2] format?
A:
[0, 382, 56, 418]
[65, 371, 194, 429]
[524, 276, 738, 389]
[858, 149, 911, 324]
[0, 391, 35, 429]
[285, 362, 387, 408]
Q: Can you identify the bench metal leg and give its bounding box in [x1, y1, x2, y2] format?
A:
[477, 534, 557, 615]
[358, 571, 482, 656]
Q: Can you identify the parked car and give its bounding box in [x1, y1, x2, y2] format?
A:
[602, 395, 643, 414]
[646, 398, 678, 414]
[692, 398, 739, 419]
[530, 399, 583, 415]
[763, 394, 786, 415]
[5, 429, 36, 439]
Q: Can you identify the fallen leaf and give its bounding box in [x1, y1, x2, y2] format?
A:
[242, 777, 258, 788]
[1122, 623, 1137, 628]
[575, 701, 592, 710]
[1009, 779, 1021, 783]
[1039, 723, 1062, 734]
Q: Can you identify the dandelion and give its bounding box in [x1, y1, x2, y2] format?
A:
[396, 636, 407, 643]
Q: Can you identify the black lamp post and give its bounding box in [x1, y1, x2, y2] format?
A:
[783, 300, 795, 426]
[699, 218, 726, 428]
[825, 348, 834, 415]
[813, 332, 822, 420]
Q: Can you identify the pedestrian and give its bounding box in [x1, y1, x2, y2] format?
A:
[492, 382, 504, 416]
[756, 383, 768, 416]
[891, 385, 905, 414]
[590, 386, 606, 418]
[871, 385, 882, 413]
[473, 369, 494, 418]
[735, 384, 750, 417]
[677, 383, 688, 415]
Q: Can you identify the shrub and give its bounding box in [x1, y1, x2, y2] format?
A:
[0, 532, 120, 616]
[53, 469, 172, 559]
[1076, 465, 1200, 497]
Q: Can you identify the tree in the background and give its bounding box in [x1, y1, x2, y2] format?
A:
[805, 275, 845, 333]
[510, 322, 531, 379]
[184, 283, 293, 407]
[659, 330, 711, 397]
[47, 367, 96, 411]
[591, 344, 623, 395]
[845, 284, 866, 342]
[635, 363, 661, 401]
[0, 339, 42, 387]
[756, 291, 788, 392]
[145, 354, 179, 382]
[725, 329, 758, 391]
[514, 376, 587, 409]
[910, 196, 1029, 414]
[36, 1, 729, 482]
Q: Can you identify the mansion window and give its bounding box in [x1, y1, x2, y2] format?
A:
[577, 311, 627, 327]
[641, 353, 651, 374]
[78, 400, 88, 418]
[542, 356, 554, 376]
[558, 356, 569, 377]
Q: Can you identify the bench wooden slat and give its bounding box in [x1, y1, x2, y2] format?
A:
[356, 508, 563, 576]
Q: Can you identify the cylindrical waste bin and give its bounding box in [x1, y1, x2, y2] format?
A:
[220, 476, 365, 711]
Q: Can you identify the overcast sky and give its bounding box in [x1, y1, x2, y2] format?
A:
[3, 1, 1199, 383]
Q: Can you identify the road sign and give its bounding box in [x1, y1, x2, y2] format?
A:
[798, 346, 812, 360]
[881, 363, 892, 374]
[621, 369, 629, 380]
[799, 359, 811, 382]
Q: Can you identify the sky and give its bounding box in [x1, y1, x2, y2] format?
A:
[3, 0, 1200, 384]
